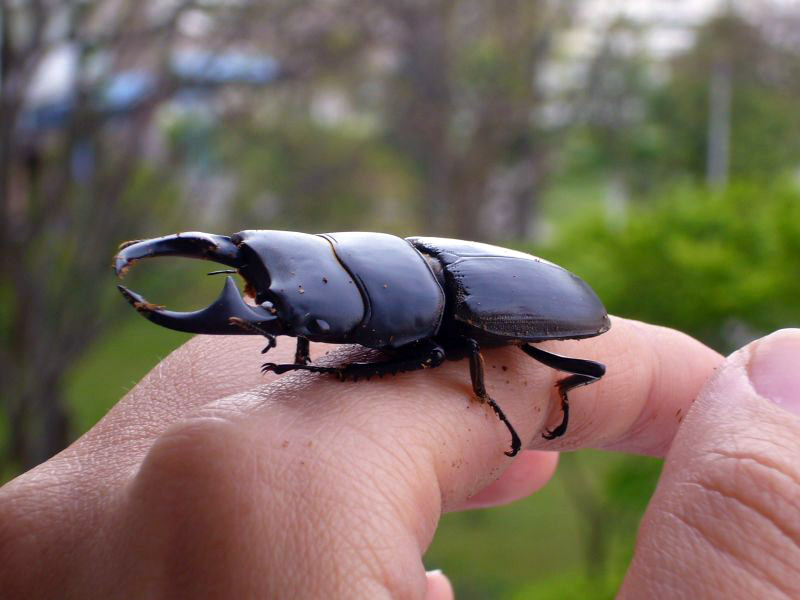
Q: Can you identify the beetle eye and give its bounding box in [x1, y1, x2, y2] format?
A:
[260, 300, 277, 315]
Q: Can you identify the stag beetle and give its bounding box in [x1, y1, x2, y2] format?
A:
[114, 231, 610, 456]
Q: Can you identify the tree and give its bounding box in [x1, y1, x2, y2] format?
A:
[212, 1, 576, 241]
[650, 10, 800, 186]
[0, 0, 260, 469]
[566, 17, 658, 202]
[379, 0, 574, 240]
[559, 6, 800, 202]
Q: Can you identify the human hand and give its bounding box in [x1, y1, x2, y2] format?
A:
[620, 328, 800, 598]
[0, 318, 796, 598]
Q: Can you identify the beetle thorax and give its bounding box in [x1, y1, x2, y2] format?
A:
[233, 230, 364, 341]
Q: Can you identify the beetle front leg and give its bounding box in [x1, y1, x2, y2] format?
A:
[465, 339, 521, 457]
[520, 344, 606, 440]
[294, 337, 311, 365]
[228, 317, 277, 354]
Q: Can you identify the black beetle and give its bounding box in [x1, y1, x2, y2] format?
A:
[114, 231, 610, 456]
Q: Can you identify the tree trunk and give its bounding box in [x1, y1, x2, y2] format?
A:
[7, 377, 70, 470]
[706, 58, 732, 188]
[510, 150, 546, 241]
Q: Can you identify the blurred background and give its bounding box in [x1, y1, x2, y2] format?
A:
[2, 0, 800, 597]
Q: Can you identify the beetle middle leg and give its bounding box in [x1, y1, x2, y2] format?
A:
[520, 344, 606, 440]
[464, 339, 521, 458]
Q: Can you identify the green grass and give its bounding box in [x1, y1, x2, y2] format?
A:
[425, 451, 644, 599]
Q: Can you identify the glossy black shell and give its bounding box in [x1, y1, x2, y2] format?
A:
[323, 232, 445, 348]
[407, 237, 610, 346]
[115, 230, 609, 457]
[114, 230, 609, 349]
[234, 231, 609, 348]
[230, 230, 446, 348]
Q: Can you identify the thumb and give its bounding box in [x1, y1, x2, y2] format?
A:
[620, 329, 800, 599]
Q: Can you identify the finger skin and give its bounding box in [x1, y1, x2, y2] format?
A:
[456, 450, 559, 510]
[620, 330, 800, 599]
[0, 317, 722, 597]
[529, 317, 723, 455]
[452, 316, 722, 508]
[425, 571, 454, 600]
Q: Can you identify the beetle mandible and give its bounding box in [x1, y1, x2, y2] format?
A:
[114, 230, 610, 456]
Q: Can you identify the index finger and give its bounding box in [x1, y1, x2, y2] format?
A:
[513, 316, 723, 455]
[150, 316, 717, 461]
[87, 315, 719, 464]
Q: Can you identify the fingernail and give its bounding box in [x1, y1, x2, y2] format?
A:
[426, 569, 443, 576]
[748, 329, 800, 417]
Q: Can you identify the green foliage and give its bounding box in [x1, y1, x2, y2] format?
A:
[424, 451, 656, 599]
[728, 86, 800, 180]
[603, 456, 662, 513]
[511, 571, 618, 600]
[568, 12, 800, 194]
[534, 179, 800, 351]
[647, 70, 800, 185]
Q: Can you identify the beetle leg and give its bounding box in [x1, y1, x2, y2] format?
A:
[261, 341, 445, 381]
[261, 362, 340, 376]
[294, 338, 311, 365]
[228, 317, 277, 354]
[465, 339, 521, 458]
[520, 344, 606, 440]
[332, 341, 445, 381]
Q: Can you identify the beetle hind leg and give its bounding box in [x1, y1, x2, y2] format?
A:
[520, 344, 606, 440]
[464, 339, 521, 457]
[261, 362, 339, 376]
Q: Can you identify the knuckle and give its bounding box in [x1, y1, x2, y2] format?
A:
[121, 417, 275, 586]
[131, 415, 255, 507]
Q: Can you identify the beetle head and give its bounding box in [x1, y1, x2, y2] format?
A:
[114, 230, 365, 341]
[114, 232, 283, 336]
[224, 230, 364, 340]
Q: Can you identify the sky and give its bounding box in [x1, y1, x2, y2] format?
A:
[575, 0, 729, 58]
[579, 0, 799, 55]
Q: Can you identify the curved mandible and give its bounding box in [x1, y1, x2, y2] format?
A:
[114, 232, 241, 277]
[117, 276, 278, 335]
